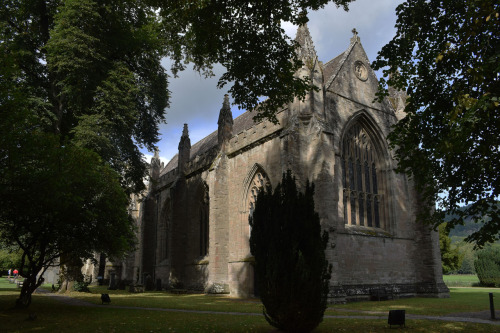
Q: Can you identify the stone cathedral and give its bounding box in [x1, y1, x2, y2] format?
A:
[98, 26, 449, 302]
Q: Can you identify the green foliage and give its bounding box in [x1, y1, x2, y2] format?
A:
[249, 171, 331, 333]
[1, 0, 168, 194]
[157, 0, 353, 123]
[474, 246, 500, 287]
[0, 248, 23, 273]
[439, 223, 463, 274]
[0, 109, 134, 306]
[73, 281, 90, 293]
[373, 0, 500, 247]
[454, 241, 477, 274]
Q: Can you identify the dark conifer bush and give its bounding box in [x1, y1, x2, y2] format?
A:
[249, 170, 331, 333]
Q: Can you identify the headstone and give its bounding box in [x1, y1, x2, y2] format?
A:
[388, 310, 405, 327]
[108, 272, 117, 290]
[145, 274, 154, 291]
[97, 276, 103, 286]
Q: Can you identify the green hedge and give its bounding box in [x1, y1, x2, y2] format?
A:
[474, 246, 500, 287]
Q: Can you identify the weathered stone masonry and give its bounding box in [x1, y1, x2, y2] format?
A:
[115, 26, 448, 302]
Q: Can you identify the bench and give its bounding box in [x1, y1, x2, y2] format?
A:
[370, 288, 392, 301]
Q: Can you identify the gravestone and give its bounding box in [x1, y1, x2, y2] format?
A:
[108, 272, 117, 290]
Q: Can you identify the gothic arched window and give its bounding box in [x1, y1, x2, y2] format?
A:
[247, 170, 270, 217]
[159, 199, 171, 261]
[342, 123, 384, 228]
[199, 184, 209, 257]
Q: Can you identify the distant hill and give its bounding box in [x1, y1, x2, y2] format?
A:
[443, 204, 498, 243]
[447, 219, 483, 238]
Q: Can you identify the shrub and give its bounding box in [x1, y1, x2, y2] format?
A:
[250, 170, 331, 333]
[73, 281, 90, 292]
[474, 246, 500, 287]
[439, 223, 463, 274]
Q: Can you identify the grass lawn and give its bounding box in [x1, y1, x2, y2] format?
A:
[443, 274, 480, 287]
[333, 287, 499, 316]
[1, 277, 498, 332]
[69, 285, 264, 313]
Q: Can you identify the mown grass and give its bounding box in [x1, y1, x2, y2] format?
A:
[0, 277, 498, 332]
[443, 274, 480, 287]
[68, 285, 264, 313]
[333, 287, 499, 316]
[0, 275, 23, 292]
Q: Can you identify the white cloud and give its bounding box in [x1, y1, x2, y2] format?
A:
[144, 0, 404, 162]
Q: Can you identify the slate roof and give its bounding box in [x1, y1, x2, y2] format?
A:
[323, 38, 357, 90]
[323, 52, 345, 84]
[160, 109, 257, 176]
[160, 29, 357, 177]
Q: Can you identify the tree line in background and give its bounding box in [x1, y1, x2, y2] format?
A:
[439, 207, 500, 287]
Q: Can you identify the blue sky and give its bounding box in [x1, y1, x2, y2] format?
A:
[143, 0, 404, 165]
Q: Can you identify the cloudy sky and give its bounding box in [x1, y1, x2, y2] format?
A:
[144, 0, 404, 165]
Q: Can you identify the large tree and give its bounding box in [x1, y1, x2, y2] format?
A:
[1, 0, 169, 194]
[373, 0, 500, 247]
[0, 110, 134, 306]
[250, 171, 331, 333]
[438, 223, 463, 274]
[1, 0, 166, 306]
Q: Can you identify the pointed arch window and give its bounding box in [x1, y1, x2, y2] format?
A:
[342, 123, 384, 228]
[247, 170, 270, 216]
[199, 184, 209, 257]
[159, 199, 171, 261]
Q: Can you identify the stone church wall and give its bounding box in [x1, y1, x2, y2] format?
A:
[115, 26, 449, 302]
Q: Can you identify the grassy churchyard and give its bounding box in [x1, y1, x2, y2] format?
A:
[0, 277, 499, 332]
[442, 274, 481, 287]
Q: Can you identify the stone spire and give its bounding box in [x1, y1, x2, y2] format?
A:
[150, 147, 161, 181]
[289, 24, 324, 124]
[295, 24, 317, 63]
[178, 123, 191, 173]
[217, 94, 233, 148]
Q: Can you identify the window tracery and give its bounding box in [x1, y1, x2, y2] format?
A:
[199, 184, 209, 257]
[342, 123, 384, 228]
[247, 171, 270, 216]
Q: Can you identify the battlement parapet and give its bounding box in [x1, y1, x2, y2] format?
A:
[158, 168, 178, 188]
[185, 145, 220, 176]
[227, 111, 285, 156]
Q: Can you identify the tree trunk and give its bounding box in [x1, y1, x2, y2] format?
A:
[16, 274, 37, 308]
[59, 279, 75, 293]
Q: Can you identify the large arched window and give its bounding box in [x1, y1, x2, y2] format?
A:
[199, 183, 209, 257]
[341, 122, 385, 229]
[159, 199, 171, 262]
[247, 169, 270, 217]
